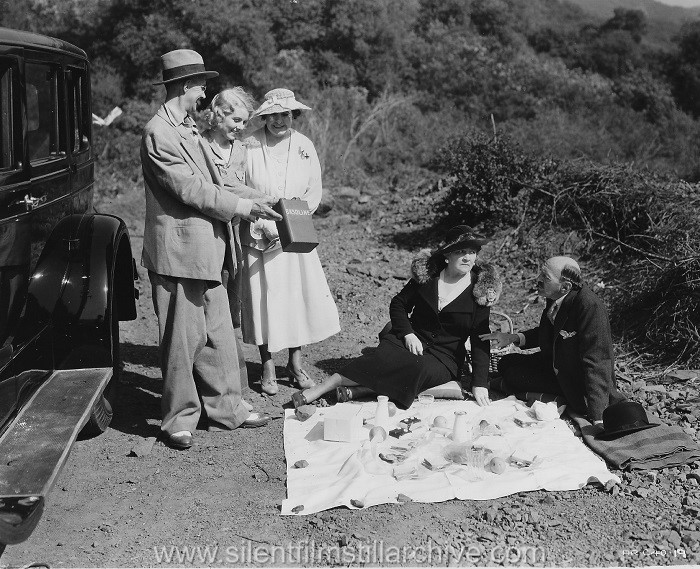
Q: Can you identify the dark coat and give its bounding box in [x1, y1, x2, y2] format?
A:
[523, 285, 622, 421]
[388, 265, 494, 388]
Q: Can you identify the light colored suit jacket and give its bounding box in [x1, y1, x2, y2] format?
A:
[140, 105, 252, 282]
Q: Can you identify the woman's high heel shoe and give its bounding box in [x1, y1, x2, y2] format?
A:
[287, 365, 316, 390]
[260, 375, 279, 395]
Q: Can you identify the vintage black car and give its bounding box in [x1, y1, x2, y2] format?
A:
[0, 27, 137, 553]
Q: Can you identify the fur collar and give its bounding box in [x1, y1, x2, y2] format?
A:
[410, 252, 502, 307]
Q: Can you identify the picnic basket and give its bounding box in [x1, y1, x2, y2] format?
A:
[488, 309, 514, 374]
[464, 309, 514, 377]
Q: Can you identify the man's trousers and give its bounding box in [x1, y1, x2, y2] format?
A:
[149, 271, 250, 435]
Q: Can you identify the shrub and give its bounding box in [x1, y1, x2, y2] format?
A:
[429, 131, 550, 227]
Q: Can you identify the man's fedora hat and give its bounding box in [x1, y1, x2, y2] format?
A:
[153, 49, 218, 85]
[596, 400, 659, 440]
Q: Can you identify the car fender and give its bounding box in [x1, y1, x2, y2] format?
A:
[17, 213, 136, 365]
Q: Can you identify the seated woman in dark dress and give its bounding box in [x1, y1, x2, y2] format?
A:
[291, 226, 502, 409]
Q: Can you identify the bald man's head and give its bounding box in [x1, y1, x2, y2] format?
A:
[537, 256, 582, 299]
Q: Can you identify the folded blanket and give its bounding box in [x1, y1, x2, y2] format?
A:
[569, 412, 700, 471]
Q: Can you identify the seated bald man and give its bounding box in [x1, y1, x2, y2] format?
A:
[480, 256, 623, 424]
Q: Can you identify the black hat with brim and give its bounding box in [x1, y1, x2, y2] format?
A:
[595, 400, 660, 440]
[432, 225, 490, 258]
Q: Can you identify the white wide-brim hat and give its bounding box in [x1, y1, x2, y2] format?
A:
[253, 88, 311, 117]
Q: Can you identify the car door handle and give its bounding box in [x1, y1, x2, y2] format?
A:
[11, 194, 47, 211]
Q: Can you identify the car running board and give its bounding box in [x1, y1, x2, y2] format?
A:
[0, 367, 112, 546]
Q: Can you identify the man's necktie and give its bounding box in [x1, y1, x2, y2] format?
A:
[183, 115, 199, 141]
[547, 301, 559, 324]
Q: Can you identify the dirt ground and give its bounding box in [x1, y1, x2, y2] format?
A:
[3, 179, 700, 568]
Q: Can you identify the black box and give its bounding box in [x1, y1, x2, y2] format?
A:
[273, 198, 319, 253]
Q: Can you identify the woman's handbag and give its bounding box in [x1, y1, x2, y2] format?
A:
[273, 198, 319, 253]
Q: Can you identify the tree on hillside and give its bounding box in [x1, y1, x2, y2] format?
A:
[317, 0, 419, 94]
[600, 8, 647, 43]
[418, 0, 471, 27]
[266, 0, 326, 50]
[668, 21, 700, 118]
[564, 9, 647, 79]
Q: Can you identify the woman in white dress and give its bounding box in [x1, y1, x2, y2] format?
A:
[240, 88, 341, 395]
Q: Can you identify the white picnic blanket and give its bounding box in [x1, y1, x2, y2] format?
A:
[282, 396, 619, 515]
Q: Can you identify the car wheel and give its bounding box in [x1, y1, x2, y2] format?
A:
[81, 304, 120, 438]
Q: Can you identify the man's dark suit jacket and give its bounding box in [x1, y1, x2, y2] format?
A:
[522, 285, 622, 421]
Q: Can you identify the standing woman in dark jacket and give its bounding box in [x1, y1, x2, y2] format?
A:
[292, 226, 502, 409]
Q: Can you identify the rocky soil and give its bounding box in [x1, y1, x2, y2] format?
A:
[2, 179, 700, 568]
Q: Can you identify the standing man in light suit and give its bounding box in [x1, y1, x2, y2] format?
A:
[480, 256, 623, 424]
[141, 49, 282, 449]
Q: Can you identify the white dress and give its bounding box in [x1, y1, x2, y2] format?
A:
[240, 128, 340, 352]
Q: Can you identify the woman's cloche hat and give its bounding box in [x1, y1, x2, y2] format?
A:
[153, 49, 219, 85]
[596, 400, 659, 440]
[253, 88, 311, 117]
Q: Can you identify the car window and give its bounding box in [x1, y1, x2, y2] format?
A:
[0, 62, 12, 170]
[66, 67, 89, 154]
[25, 62, 65, 163]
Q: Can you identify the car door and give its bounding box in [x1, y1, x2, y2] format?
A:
[0, 51, 75, 428]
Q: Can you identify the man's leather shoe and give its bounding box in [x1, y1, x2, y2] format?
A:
[166, 431, 193, 449]
[240, 412, 271, 428]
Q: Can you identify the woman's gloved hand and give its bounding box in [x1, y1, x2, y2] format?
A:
[403, 333, 424, 356]
[472, 386, 491, 406]
[260, 219, 279, 240]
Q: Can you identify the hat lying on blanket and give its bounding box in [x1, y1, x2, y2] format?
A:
[596, 400, 659, 440]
